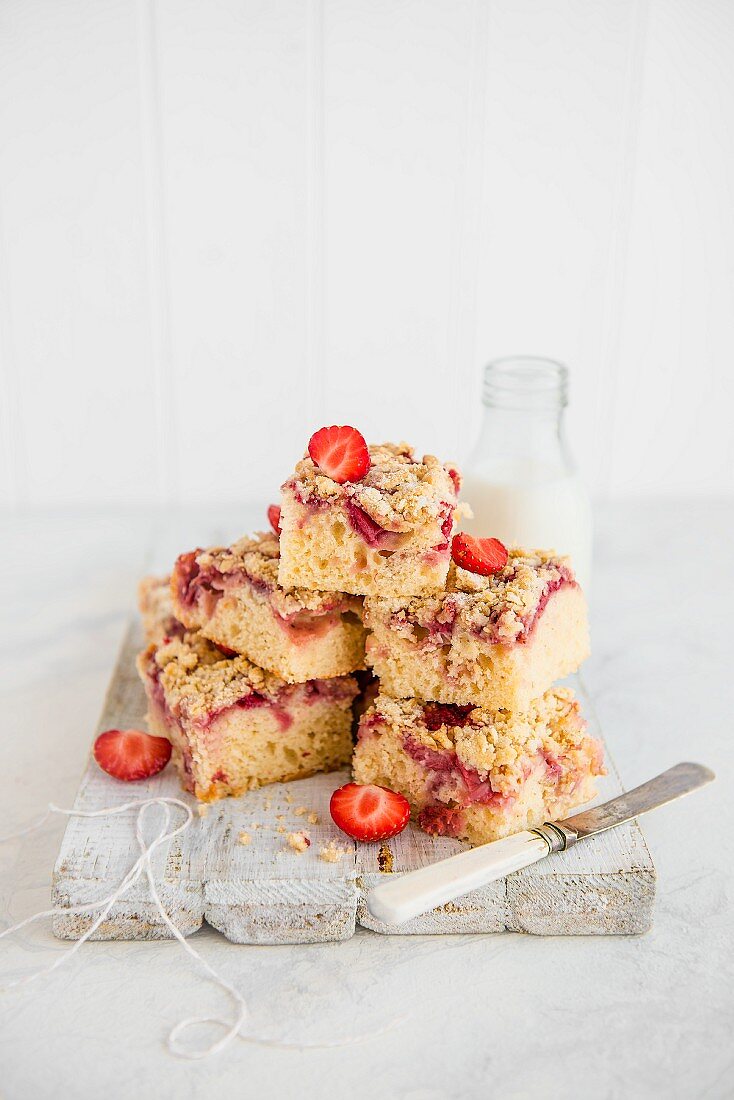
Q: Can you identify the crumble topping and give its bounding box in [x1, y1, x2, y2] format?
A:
[238, 831, 252, 845]
[147, 632, 289, 724]
[363, 689, 589, 795]
[145, 632, 358, 727]
[284, 441, 459, 532]
[179, 531, 360, 620]
[366, 547, 576, 646]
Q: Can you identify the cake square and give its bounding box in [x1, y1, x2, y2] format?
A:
[138, 574, 183, 645]
[352, 689, 604, 846]
[364, 549, 589, 712]
[137, 632, 359, 801]
[170, 531, 366, 683]
[278, 442, 461, 598]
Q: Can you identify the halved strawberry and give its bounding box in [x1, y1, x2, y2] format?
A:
[451, 533, 508, 576]
[329, 782, 410, 842]
[267, 503, 281, 535]
[308, 425, 370, 484]
[93, 729, 172, 782]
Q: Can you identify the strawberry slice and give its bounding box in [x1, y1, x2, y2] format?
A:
[93, 728, 172, 782]
[267, 503, 281, 535]
[451, 533, 508, 576]
[329, 782, 410, 842]
[308, 425, 370, 484]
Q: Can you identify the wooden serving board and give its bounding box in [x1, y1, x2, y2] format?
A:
[52, 623, 655, 942]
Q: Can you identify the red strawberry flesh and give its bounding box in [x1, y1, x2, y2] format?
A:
[422, 702, 474, 732]
[93, 728, 172, 782]
[267, 504, 281, 535]
[447, 466, 461, 495]
[308, 425, 370, 484]
[451, 534, 508, 576]
[330, 782, 410, 842]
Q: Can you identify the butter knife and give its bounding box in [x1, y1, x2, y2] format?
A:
[366, 761, 715, 926]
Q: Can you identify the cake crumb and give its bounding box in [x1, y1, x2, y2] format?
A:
[378, 843, 394, 873]
[276, 825, 286, 834]
[238, 831, 251, 845]
[276, 814, 286, 821]
[197, 805, 209, 818]
[319, 840, 348, 864]
[307, 811, 319, 825]
[286, 831, 311, 853]
[264, 798, 272, 811]
[284, 793, 294, 803]
[294, 806, 308, 816]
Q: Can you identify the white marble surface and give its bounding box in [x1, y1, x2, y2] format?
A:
[0, 501, 732, 1099]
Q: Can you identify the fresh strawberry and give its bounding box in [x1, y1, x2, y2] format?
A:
[93, 728, 172, 782]
[267, 503, 281, 535]
[308, 425, 370, 484]
[451, 533, 508, 576]
[330, 782, 410, 842]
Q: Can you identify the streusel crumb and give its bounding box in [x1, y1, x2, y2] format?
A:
[285, 442, 457, 531]
[319, 841, 349, 863]
[370, 549, 575, 647]
[238, 831, 251, 845]
[180, 531, 360, 620]
[149, 632, 290, 724]
[286, 831, 311, 853]
[368, 689, 585, 782]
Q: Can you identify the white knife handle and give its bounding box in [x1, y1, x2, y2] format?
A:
[366, 830, 550, 926]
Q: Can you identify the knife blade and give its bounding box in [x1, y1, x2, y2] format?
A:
[366, 761, 715, 927]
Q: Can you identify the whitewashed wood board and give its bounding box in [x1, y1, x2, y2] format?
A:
[52, 623, 655, 943]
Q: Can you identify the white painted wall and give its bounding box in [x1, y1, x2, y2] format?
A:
[1, 0, 732, 509]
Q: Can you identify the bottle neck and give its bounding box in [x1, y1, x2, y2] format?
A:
[473, 357, 574, 477]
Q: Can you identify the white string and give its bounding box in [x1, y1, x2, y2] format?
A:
[0, 798, 407, 1059]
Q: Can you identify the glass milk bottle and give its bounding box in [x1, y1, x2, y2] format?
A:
[461, 357, 593, 593]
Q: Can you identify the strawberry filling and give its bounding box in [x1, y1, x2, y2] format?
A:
[422, 702, 474, 731]
[403, 735, 456, 772]
[390, 599, 458, 648]
[344, 499, 404, 550]
[431, 503, 455, 553]
[389, 565, 576, 648]
[517, 572, 576, 642]
[404, 729, 513, 810]
[542, 749, 564, 782]
[418, 804, 465, 838]
[202, 677, 355, 733]
[174, 551, 256, 616]
[446, 466, 461, 495]
[356, 710, 386, 741]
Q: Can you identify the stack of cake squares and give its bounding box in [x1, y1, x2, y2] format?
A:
[136, 431, 604, 844]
